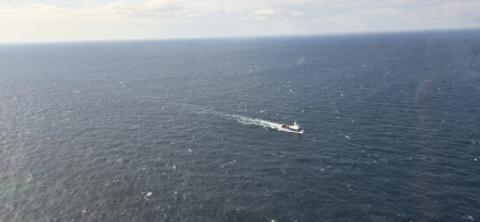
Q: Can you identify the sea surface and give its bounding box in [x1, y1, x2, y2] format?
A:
[1, 30, 479, 221]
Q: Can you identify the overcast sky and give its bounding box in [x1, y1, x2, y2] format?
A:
[1, 0, 479, 43]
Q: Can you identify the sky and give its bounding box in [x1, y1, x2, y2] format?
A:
[0, 0, 479, 43]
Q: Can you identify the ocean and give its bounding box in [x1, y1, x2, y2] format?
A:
[0, 30, 479, 221]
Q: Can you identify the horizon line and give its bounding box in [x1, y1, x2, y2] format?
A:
[2, 28, 479, 45]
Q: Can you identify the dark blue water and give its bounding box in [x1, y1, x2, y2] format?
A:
[1, 30, 479, 221]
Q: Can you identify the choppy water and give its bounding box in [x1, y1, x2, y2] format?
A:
[1, 30, 480, 221]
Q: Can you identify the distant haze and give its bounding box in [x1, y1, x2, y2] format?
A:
[1, 0, 479, 43]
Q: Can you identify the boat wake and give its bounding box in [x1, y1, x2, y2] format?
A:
[192, 105, 295, 132]
[226, 114, 282, 130]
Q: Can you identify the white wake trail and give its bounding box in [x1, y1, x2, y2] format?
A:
[193, 106, 283, 130]
[226, 114, 282, 130]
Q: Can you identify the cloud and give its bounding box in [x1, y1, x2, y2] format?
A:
[0, 0, 479, 42]
[255, 9, 275, 15]
[292, 11, 303, 16]
[107, 0, 171, 11]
